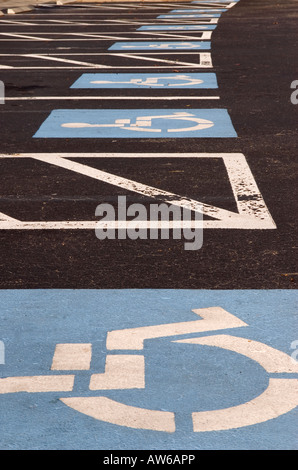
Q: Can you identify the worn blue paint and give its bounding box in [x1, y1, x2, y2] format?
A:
[169, 9, 227, 13]
[157, 14, 221, 18]
[33, 108, 237, 139]
[0, 289, 297, 450]
[192, 0, 239, 2]
[108, 41, 211, 51]
[137, 24, 217, 31]
[70, 73, 218, 89]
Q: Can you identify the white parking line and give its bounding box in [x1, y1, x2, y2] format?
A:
[111, 52, 212, 67]
[1, 52, 211, 70]
[0, 33, 52, 41]
[0, 31, 212, 40]
[23, 54, 109, 68]
[0, 19, 220, 26]
[5, 96, 220, 101]
[111, 18, 219, 24]
[0, 19, 38, 25]
[0, 153, 276, 230]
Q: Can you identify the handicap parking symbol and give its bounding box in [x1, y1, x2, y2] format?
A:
[137, 25, 217, 31]
[169, 9, 227, 13]
[71, 73, 218, 89]
[108, 41, 211, 51]
[0, 289, 297, 450]
[33, 109, 237, 139]
[157, 14, 221, 19]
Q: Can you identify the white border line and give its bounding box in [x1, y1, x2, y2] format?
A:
[5, 96, 220, 101]
[0, 153, 276, 230]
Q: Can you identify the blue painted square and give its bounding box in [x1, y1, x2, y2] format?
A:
[70, 73, 218, 89]
[137, 24, 217, 31]
[0, 289, 297, 450]
[33, 109, 237, 139]
[108, 41, 211, 51]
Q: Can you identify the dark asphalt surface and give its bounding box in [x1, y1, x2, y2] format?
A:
[0, 0, 297, 289]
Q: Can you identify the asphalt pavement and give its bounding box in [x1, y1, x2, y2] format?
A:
[0, 0, 297, 452]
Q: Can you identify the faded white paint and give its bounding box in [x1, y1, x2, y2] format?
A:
[51, 343, 92, 371]
[23, 54, 108, 68]
[90, 355, 145, 390]
[0, 153, 276, 230]
[60, 396, 176, 432]
[192, 379, 298, 432]
[175, 335, 298, 373]
[0, 52, 212, 70]
[106, 307, 248, 350]
[0, 375, 74, 394]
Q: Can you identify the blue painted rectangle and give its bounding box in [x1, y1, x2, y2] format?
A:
[108, 41, 211, 51]
[0, 289, 297, 450]
[137, 24, 217, 31]
[169, 9, 227, 12]
[192, 0, 239, 2]
[33, 109, 237, 139]
[157, 14, 221, 18]
[70, 73, 218, 89]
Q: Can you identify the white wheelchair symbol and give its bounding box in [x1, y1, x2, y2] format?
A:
[61, 112, 214, 134]
[61, 307, 298, 432]
[168, 26, 208, 30]
[121, 42, 202, 50]
[90, 75, 204, 88]
[1, 307, 297, 433]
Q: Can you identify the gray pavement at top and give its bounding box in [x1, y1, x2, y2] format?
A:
[0, 0, 65, 9]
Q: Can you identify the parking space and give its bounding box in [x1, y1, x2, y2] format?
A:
[0, 0, 297, 451]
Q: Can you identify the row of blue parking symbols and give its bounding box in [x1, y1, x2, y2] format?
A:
[107, 0, 221, 53]
[34, 2, 238, 141]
